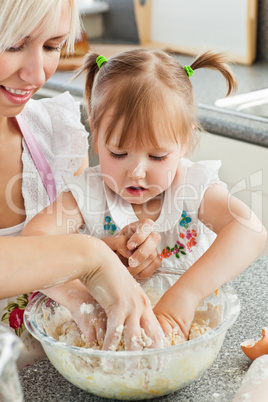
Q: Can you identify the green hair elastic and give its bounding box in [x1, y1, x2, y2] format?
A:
[96, 55, 108, 69]
[184, 65, 193, 78]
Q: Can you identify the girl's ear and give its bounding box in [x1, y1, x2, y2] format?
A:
[88, 117, 98, 154]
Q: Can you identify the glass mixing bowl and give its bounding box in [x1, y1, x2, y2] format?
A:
[24, 285, 240, 400]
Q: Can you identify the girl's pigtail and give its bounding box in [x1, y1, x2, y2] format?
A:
[190, 50, 237, 96]
[74, 52, 100, 113]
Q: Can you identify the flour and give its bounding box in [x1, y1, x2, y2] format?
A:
[44, 301, 219, 351]
[131, 162, 144, 177]
[80, 303, 95, 315]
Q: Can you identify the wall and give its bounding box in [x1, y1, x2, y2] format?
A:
[190, 132, 268, 256]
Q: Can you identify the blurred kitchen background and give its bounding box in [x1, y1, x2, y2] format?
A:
[39, 0, 268, 255]
[17, 4, 268, 398]
[80, 0, 268, 61]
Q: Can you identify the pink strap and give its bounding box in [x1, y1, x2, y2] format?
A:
[16, 115, 57, 204]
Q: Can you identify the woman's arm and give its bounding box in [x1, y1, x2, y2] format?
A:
[0, 235, 93, 297]
[0, 234, 163, 350]
[21, 196, 163, 347]
[154, 184, 267, 338]
[22, 197, 162, 277]
[21, 192, 109, 346]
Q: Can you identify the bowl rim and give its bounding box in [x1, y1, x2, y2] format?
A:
[24, 284, 240, 358]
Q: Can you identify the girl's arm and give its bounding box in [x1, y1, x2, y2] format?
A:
[154, 184, 267, 338]
[0, 234, 163, 350]
[21, 191, 84, 236]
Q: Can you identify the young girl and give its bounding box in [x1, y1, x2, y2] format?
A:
[22, 49, 267, 341]
[0, 0, 163, 368]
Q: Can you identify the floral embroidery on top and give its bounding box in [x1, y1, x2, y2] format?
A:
[179, 210, 192, 229]
[186, 229, 197, 250]
[159, 211, 197, 261]
[159, 241, 187, 261]
[104, 216, 117, 234]
[1, 292, 39, 337]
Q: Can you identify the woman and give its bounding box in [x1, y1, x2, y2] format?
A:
[0, 0, 162, 368]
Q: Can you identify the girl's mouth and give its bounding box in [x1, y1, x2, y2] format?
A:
[126, 186, 146, 196]
[0, 85, 33, 104]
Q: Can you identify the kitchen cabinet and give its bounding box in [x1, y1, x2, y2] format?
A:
[190, 132, 268, 255]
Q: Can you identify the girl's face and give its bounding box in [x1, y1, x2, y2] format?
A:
[95, 116, 183, 212]
[0, 0, 70, 118]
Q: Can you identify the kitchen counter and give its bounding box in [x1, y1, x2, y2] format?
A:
[44, 47, 268, 147]
[19, 255, 268, 402]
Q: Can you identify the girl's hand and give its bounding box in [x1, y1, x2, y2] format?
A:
[81, 241, 165, 351]
[153, 286, 200, 340]
[103, 219, 161, 279]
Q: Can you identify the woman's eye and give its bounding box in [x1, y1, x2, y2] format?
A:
[6, 43, 61, 53]
[44, 45, 61, 52]
[44, 39, 66, 52]
[109, 152, 127, 159]
[6, 45, 24, 52]
[149, 155, 168, 161]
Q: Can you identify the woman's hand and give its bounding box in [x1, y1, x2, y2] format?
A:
[70, 294, 107, 348]
[103, 219, 161, 279]
[42, 237, 165, 351]
[42, 281, 107, 347]
[81, 239, 165, 351]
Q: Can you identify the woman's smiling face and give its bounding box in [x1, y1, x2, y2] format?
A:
[0, 0, 70, 118]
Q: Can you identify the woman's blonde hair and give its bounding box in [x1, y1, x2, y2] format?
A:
[78, 49, 237, 154]
[0, 0, 81, 53]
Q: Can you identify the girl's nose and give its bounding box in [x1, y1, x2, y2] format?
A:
[128, 162, 146, 179]
[19, 50, 46, 88]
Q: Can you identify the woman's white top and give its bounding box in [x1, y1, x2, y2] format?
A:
[0, 92, 89, 368]
[64, 158, 225, 296]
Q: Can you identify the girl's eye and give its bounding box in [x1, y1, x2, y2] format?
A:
[149, 155, 168, 161]
[109, 151, 127, 159]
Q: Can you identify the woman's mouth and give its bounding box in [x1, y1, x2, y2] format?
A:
[0, 85, 33, 104]
[126, 186, 146, 196]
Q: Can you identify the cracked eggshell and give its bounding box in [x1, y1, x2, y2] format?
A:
[241, 327, 268, 360]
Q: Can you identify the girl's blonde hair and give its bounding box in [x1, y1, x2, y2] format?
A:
[78, 49, 237, 154]
[0, 0, 81, 53]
